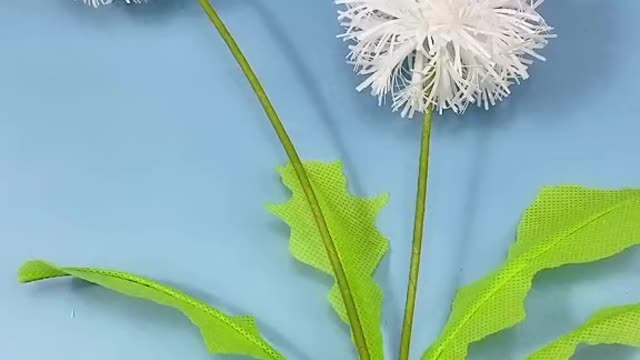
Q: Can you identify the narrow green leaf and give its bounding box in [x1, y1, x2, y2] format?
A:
[423, 186, 640, 360]
[267, 161, 388, 360]
[19, 260, 286, 360]
[527, 303, 640, 359]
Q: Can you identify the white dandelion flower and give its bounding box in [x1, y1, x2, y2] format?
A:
[337, 0, 555, 117]
[80, 0, 147, 8]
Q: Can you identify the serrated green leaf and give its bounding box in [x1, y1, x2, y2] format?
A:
[423, 186, 640, 360]
[526, 303, 640, 359]
[266, 161, 388, 360]
[19, 260, 285, 360]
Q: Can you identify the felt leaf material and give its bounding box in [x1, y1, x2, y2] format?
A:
[526, 303, 640, 359]
[267, 161, 388, 360]
[423, 186, 640, 360]
[18, 260, 285, 360]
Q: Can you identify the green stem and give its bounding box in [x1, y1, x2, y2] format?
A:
[196, 1, 370, 359]
[399, 108, 434, 360]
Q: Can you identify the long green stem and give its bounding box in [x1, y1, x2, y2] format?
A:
[196, 1, 370, 359]
[399, 108, 434, 360]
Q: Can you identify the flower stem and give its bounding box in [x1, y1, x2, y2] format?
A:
[196, 1, 370, 359]
[399, 107, 433, 360]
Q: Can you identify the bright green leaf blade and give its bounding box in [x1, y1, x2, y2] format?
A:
[423, 186, 640, 360]
[19, 260, 286, 360]
[526, 303, 640, 359]
[266, 161, 388, 360]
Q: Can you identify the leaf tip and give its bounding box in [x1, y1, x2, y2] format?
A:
[330, 159, 344, 169]
[265, 202, 287, 217]
[378, 192, 390, 205]
[274, 163, 288, 175]
[18, 260, 65, 283]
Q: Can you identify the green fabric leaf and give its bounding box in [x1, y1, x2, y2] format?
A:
[423, 186, 640, 360]
[526, 303, 640, 359]
[266, 161, 388, 360]
[19, 260, 286, 360]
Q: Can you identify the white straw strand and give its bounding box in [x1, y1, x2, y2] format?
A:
[80, 0, 147, 8]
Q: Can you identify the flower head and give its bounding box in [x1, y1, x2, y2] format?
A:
[338, 0, 554, 117]
[81, 0, 146, 7]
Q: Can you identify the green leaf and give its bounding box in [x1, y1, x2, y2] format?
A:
[526, 303, 640, 359]
[422, 186, 640, 360]
[267, 161, 388, 360]
[19, 260, 286, 360]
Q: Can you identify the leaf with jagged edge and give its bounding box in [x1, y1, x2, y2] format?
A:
[526, 303, 640, 359]
[266, 161, 388, 360]
[423, 186, 640, 360]
[19, 260, 285, 360]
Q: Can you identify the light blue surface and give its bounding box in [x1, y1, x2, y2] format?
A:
[1, 0, 640, 359]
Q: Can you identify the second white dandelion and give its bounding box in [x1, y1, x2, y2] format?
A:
[338, 0, 555, 117]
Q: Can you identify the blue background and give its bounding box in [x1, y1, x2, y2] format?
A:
[1, 0, 639, 359]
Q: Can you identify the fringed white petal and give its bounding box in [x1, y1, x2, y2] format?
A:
[80, 0, 147, 7]
[338, 0, 555, 117]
